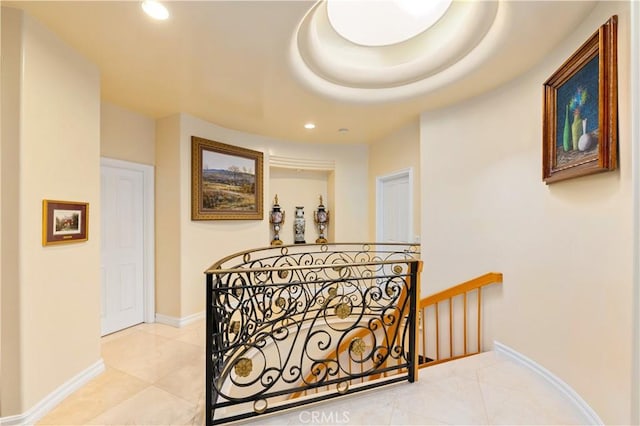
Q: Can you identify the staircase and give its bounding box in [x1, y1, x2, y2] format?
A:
[417, 272, 503, 367]
[204, 243, 502, 425]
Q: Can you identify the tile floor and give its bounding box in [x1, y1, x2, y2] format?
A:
[38, 320, 591, 426]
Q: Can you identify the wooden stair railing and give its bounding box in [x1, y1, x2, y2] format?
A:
[418, 272, 503, 367]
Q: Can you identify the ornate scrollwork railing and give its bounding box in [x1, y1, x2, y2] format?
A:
[205, 243, 422, 425]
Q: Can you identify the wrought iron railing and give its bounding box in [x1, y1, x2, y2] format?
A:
[205, 243, 422, 425]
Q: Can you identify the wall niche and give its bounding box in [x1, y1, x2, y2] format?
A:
[269, 164, 334, 245]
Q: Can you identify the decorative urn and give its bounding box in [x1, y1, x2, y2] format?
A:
[314, 196, 330, 244]
[269, 195, 285, 246]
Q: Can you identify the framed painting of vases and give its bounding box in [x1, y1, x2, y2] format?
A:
[542, 15, 617, 184]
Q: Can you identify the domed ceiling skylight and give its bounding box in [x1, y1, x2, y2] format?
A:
[291, 0, 501, 103]
[327, 0, 453, 47]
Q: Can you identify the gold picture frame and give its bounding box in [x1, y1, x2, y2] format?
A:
[42, 200, 89, 246]
[542, 16, 618, 184]
[191, 136, 264, 220]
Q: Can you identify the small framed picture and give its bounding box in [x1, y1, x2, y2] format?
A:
[42, 200, 89, 246]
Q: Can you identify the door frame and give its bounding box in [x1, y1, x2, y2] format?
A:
[100, 157, 155, 324]
[375, 168, 414, 243]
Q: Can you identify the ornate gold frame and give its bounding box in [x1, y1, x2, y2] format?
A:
[191, 136, 263, 220]
[42, 200, 89, 246]
[542, 16, 617, 184]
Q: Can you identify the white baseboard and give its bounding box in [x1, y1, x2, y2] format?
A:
[493, 341, 603, 425]
[0, 359, 105, 426]
[155, 311, 205, 328]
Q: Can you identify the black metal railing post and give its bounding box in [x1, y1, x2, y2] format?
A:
[206, 273, 214, 426]
[407, 260, 419, 383]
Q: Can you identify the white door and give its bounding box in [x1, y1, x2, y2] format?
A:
[101, 163, 145, 335]
[376, 169, 413, 243]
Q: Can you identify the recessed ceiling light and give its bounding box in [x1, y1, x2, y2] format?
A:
[338, 128, 349, 133]
[304, 123, 316, 129]
[142, 0, 169, 20]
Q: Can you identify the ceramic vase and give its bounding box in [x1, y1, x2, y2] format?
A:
[571, 111, 582, 151]
[294, 206, 305, 244]
[578, 118, 596, 152]
[562, 104, 571, 152]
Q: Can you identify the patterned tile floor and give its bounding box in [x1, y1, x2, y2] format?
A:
[37, 320, 591, 425]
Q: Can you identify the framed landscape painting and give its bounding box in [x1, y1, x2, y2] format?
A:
[542, 16, 617, 184]
[191, 136, 264, 220]
[42, 200, 89, 245]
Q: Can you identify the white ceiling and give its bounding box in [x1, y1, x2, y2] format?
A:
[5, 1, 597, 144]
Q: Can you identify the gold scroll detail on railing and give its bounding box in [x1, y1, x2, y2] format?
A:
[206, 243, 422, 424]
[288, 271, 502, 402]
[290, 265, 422, 400]
[418, 272, 503, 368]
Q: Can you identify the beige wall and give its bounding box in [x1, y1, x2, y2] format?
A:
[155, 113, 369, 318]
[155, 115, 182, 318]
[101, 101, 155, 165]
[1, 6, 23, 416]
[420, 2, 632, 423]
[368, 120, 421, 241]
[0, 8, 102, 416]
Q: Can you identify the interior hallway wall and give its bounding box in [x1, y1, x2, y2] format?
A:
[155, 113, 369, 320]
[368, 120, 421, 242]
[101, 101, 155, 166]
[420, 2, 632, 423]
[1, 7, 102, 416]
[1, 6, 24, 416]
[155, 115, 182, 318]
